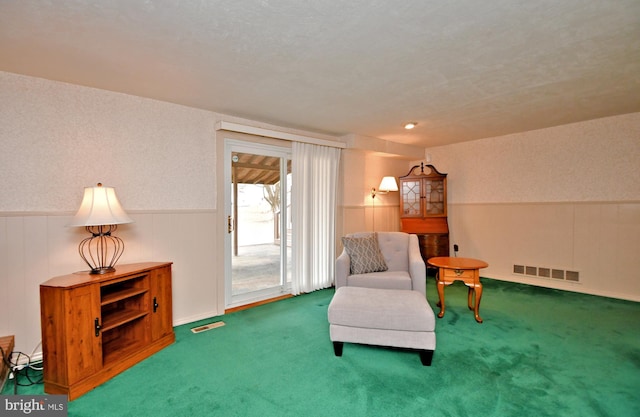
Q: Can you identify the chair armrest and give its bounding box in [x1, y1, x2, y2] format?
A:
[408, 234, 426, 297]
[335, 249, 351, 289]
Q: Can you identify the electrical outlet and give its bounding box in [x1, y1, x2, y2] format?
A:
[453, 244, 459, 252]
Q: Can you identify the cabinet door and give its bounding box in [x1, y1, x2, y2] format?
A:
[150, 266, 173, 341]
[424, 178, 446, 216]
[400, 179, 423, 217]
[65, 285, 102, 384]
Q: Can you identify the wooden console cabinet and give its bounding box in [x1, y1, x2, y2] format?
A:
[40, 262, 174, 400]
[0, 335, 15, 392]
[399, 163, 450, 262]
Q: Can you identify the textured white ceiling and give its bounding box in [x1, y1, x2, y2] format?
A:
[1, 0, 639, 147]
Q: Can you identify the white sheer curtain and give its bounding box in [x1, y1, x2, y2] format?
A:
[291, 142, 341, 295]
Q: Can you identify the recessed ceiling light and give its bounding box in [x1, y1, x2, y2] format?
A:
[404, 122, 417, 130]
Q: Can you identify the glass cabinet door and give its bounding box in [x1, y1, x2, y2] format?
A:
[401, 179, 423, 217]
[424, 179, 445, 215]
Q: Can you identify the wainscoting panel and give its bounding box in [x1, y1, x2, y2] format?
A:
[448, 201, 640, 301]
[0, 210, 218, 355]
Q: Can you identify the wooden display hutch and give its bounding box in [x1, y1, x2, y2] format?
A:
[399, 163, 450, 263]
[40, 262, 174, 400]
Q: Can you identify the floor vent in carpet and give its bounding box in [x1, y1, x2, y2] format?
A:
[191, 321, 225, 334]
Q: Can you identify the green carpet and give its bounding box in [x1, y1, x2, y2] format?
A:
[5, 279, 640, 416]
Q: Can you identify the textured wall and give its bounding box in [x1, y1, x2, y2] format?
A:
[426, 113, 640, 204]
[0, 71, 224, 354]
[417, 113, 640, 301]
[0, 71, 217, 212]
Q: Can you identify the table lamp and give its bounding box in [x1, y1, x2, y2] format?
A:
[68, 183, 134, 274]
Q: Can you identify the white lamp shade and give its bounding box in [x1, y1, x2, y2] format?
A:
[378, 176, 398, 192]
[69, 184, 134, 227]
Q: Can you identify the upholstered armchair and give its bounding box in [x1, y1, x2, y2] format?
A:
[335, 232, 426, 297]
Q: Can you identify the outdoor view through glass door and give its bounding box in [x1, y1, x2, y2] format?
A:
[225, 141, 292, 308]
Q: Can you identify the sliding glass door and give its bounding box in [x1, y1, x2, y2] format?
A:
[224, 140, 291, 308]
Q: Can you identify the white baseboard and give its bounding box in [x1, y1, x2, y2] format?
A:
[173, 310, 222, 327]
[11, 351, 43, 368]
[485, 274, 640, 302]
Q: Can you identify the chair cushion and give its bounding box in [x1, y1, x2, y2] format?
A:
[347, 270, 412, 291]
[341, 233, 388, 275]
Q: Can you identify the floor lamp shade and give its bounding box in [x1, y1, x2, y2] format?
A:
[69, 183, 133, 274]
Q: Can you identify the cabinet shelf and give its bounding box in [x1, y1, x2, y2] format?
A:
[101, 287, 148, 306]
[101, 308, 148, 332]
[103, 337, 145, 366]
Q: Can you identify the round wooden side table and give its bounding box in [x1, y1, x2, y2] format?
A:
[427, 257, 489, 323]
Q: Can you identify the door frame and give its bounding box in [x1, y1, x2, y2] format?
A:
[223, 138, 291, 308]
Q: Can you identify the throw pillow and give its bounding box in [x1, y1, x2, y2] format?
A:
[341, 233, 388, 275]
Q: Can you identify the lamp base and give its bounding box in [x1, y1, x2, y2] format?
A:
[89, 266, 116, 275]
[78, 225, 126, 274]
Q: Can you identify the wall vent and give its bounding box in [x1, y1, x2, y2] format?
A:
[566, 271, 580, 282]
[513, 264, 579, 282]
